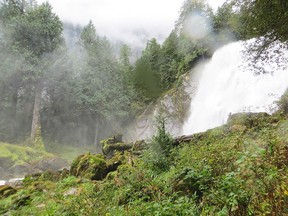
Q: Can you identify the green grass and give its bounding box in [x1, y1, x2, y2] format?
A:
[0, 142, 53, 166]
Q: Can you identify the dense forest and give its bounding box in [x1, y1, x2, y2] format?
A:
[0, 0, 252, 148]
[1, 0, 287, 149]
[0, 0, 288, 215]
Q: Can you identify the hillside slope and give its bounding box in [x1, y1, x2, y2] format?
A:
[0, 111, 287, 215]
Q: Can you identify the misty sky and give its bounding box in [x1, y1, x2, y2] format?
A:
[38, 0, 226, 44]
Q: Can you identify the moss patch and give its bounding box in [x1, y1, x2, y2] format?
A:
[70, 153, 108, 180]
[0, 142, 52, 167]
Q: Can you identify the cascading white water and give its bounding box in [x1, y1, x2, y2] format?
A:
[182, 41, 288, 135]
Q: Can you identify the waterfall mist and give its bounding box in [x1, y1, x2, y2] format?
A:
[182, 41, 288, 135]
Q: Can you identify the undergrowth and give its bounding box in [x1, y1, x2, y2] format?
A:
[1, 113, 287, 215]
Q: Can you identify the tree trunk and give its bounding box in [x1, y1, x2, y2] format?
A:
[30, 79, 43, 141]
[94, 119, 101, 153]
[7, 73, 21, 141]
[10, 86, 18, 140]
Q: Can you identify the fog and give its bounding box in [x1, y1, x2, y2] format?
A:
[38, 0, 226, 44]
[0, 0, 230, 180]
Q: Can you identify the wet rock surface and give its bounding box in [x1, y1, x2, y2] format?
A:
[123, 72, 197, 142]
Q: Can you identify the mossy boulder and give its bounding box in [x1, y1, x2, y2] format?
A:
[70, 153, 108, 180]
[106, 171, 117, 181]
[101, 135, 133, 158]
[0, 185, 17, 198]
[107, 151, 135, 172]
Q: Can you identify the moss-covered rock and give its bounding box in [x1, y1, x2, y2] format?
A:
[70, 153, 108, 180]
[106, 171, 117, 181]
[0, 185, 17, 198]
[107, 151, 135, 173]
[101, 135, 133, 158]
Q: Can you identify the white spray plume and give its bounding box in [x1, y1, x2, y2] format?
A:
[183, 41, 288, 135]
[183, 12, 212, 40]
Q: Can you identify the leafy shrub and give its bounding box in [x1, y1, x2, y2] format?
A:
[173, 166, 213, 200]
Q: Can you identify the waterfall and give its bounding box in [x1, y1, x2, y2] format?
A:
[182, 41, 288, 135]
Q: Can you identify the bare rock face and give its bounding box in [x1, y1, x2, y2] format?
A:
[123, 72, 197, 142]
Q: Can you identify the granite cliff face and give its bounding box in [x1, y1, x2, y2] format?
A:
[123, 72, 198, 142]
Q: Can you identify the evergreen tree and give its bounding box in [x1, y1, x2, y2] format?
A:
[0, 1, 63, 145]
[73, 21, 131, 149]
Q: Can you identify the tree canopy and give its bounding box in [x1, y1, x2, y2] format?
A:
[0, 0, 287, 147]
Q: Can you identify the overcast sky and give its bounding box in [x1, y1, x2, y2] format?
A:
[38, 0, 226, 44]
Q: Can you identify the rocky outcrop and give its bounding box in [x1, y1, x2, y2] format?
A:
[70, 153, 107, 180]
[69, 135, 139, 181]
[123, 72, 198, 142]
[101, 134, 133, 158]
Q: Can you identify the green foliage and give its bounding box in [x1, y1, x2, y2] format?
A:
[175, 113, 288, 215]
[0, 2, 134, 146]
[79, 20, 97, 49]
[142, 116, 175, 173]
[132, 38, 163, 101]
[1, 112, 288, 215]
[230, 0, 288, 73]
[153, 116, 175, 157]
[212, 1, 243, 41]
[0, 142, 51, 165]
[132, 0, 215, 103]
[175, 0, 213, 32]
[133, 57, 162, 101]
[236, 0, 288, 42]
[10, 2, 63, 58]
